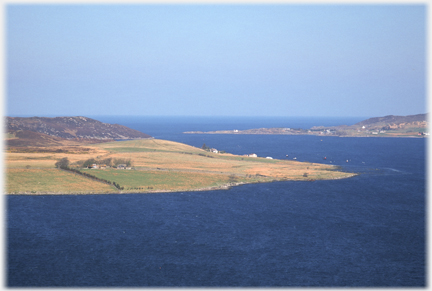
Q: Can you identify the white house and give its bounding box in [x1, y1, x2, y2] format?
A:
[248, 153, 257, 158]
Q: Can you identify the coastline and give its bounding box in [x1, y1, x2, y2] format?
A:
[5, 172, 358, 195]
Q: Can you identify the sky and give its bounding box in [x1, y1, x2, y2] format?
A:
[5, 4, 427, 117]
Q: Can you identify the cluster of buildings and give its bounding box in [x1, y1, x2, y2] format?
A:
[207, 148, 228, 154]
[371, 130, 387, 135]
[316, 129, 335, 135]
[88, 164, 132, 170]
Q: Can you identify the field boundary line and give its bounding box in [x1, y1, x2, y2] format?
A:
[58, 167, 120, 191]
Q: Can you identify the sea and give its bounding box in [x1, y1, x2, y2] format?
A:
[7, 116, 426, 287]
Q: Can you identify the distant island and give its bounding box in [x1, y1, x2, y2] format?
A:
[184, 114, 428, 138]
[5, 116, 355, 195]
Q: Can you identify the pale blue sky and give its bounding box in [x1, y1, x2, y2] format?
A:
[6, 4, 426, 117]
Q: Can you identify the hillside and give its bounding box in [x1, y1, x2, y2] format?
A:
[5, 138, 355, 194]
[7, 116, 152, 140]
[354, 114, 427, 128]
[7, 130, 72, 147]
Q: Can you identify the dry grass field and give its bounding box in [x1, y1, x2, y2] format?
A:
[94, 139, 354, 180]
[5, 138, 355, 194]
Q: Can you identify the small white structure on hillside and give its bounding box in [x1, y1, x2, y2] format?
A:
[248, 153, 257, 158]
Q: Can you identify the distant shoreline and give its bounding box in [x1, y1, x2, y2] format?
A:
[183, 113, 428, 138]
[184, 131, 426, 138]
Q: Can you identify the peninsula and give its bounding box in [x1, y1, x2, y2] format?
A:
[184, 114, 428, 138]
[5, 116, 355, 195]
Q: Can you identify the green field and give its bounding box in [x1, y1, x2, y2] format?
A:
[80, 168, 260, 192]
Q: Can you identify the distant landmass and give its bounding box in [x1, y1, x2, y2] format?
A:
[354, 114, 427, 128]
[184, 114, 428, 137]
[7, 116, 152, 140]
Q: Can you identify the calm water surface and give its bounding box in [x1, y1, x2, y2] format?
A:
[7, 116, 425, 286]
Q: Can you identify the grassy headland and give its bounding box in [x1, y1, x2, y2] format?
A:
[5, 139, 355, 194]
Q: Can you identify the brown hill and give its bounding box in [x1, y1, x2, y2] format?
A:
[8, 130, 65, 147]
[7, 116, 152, 140]
[354, 113, 428, 128]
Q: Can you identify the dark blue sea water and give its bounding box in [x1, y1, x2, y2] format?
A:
[7, 116, 426, 287]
